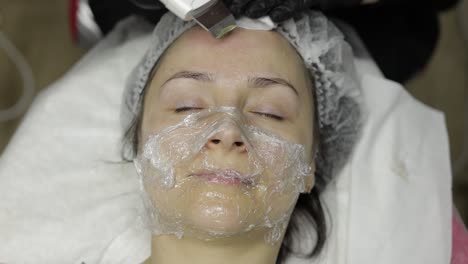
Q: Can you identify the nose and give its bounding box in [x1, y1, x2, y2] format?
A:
[205, 123, 247, 153]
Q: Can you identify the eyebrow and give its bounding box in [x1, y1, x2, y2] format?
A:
[163, 71, 213, 84]
[247, 76, 298, 96]
[162, 70, 299, 96]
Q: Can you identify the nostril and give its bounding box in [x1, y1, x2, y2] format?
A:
[234, 141, 244, 147]
[211, 139, 221, 144]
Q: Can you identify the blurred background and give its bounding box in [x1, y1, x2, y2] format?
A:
[0, 0, 467, 222]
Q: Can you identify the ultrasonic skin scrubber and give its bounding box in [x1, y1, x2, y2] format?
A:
[160, 0, 237, 38]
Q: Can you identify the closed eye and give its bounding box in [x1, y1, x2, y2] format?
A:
[252, 112, 284, 121]
[175, 108, 283, 121]
[175, 107, 204, 113]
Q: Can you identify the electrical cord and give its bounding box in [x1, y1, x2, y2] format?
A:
[0, 31, 35, 122]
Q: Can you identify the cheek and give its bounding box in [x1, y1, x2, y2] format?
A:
[264, 186, 299, 221]
[296, 105, 315, 157]
[298, 121, 314, 153]
[141, 107, 184, 141]
[277, 120, 313, 152]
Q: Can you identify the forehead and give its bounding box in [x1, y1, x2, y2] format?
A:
[152, 26, 310, 94]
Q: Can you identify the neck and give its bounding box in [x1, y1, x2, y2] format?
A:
[144, 230, 282, 264]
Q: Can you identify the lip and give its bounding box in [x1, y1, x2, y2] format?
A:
[191, 169, 254, 186]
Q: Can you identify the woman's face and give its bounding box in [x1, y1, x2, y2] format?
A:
[139, 27, 316, 240]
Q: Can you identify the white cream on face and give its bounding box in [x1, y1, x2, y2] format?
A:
[135, 107, 312, 244]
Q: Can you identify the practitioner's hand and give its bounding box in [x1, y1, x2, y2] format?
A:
[224, 0, 364, 22]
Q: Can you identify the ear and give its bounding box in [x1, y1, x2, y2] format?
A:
[304, 161, 316, 193]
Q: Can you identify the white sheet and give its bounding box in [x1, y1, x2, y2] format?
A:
[0, 17, 452, 264]
[286, 73, 452, 264]
[0, 17, 152, 264]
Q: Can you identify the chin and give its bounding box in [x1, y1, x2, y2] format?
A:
[185, 196, 257, 236]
